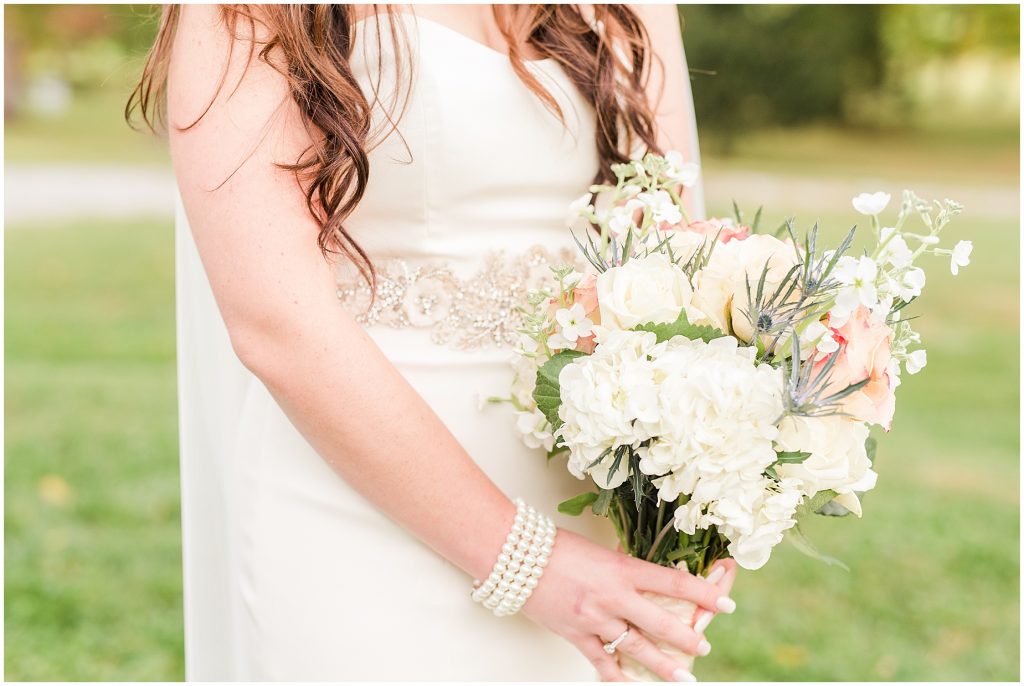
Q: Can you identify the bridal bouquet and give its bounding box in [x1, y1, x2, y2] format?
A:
[501, 153, 968, 675]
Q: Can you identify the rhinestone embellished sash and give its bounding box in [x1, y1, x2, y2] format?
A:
[336, 246, 579, 350]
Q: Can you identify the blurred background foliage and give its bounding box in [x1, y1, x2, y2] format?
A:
[4, 3, 1019, 682]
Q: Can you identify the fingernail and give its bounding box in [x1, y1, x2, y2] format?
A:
[716, 596, 736, 613]
[705, 566, 726, 585]
[693, 611, 713, 634]
[673, 668, 697, 682]
[697, 639, 712, 656]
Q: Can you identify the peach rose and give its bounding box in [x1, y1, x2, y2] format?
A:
[672, 217, 751, 244]
[814, 305, 896, 430]
[571, 274, 600, 353]
[690, 234, 800, 341]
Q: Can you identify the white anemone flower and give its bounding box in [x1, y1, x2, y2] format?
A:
[906, 349, 927, 374]
[950, 240, 973, 275]
[554, 303, 594, 343]
[852, 191, 891, 216]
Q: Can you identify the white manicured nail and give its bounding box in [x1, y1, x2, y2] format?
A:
[673, 668, 697, 682]
[697, 639, 712, 656]
[705, 566, 726, 585]
[716, 596, 736, 613]
[693, 611, 713, 634]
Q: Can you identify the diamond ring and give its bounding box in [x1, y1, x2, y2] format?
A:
[602, 627, 631, 654]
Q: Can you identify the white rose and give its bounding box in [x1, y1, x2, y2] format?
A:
[774, 415, 878, 517]
[690, 240, 741, 333]
[596, 253, 699, 330]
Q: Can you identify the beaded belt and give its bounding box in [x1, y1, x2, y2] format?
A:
[336, 245, 578, 350]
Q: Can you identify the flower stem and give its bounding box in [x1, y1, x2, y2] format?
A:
[646, 516, 677, 563]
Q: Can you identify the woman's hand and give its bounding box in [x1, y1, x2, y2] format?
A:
[523, 529, 738, 682]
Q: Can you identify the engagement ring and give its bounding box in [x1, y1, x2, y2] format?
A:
[602, 627, 631, 654]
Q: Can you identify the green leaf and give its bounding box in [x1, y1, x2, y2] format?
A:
[633, 309, 724, 344]
[557, 492, 599, 516]
[751, 206, 763, 232]
[786, 522, 849, 571]
[545, 446, 568, 463]
[775, 450, 812, 464]
[800, 489, 839, 516]
[865, 436, 878, 463]
[592, 488, 614, 516]
[533, 350, 585, 428]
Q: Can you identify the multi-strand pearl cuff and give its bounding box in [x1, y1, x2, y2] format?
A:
[471, 498, 557, 617]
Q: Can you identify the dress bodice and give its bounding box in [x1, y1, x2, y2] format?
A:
[343, 14, 600, 271]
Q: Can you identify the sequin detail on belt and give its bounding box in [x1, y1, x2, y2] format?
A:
[336, 246, 578, 350]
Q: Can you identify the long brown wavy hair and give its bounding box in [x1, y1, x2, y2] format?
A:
[127, 4, 661, 286]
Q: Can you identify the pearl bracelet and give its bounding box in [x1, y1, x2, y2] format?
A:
[471, 498, 557, 617]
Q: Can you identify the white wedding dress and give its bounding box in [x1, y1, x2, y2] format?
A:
[175, 14, 704, 681]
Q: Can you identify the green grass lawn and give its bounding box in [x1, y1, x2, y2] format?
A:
[4, 113, 1019, 680]
[5, 217, 183, 680]
[695, 207, 1020, 681]
[5, 86, 169, 166]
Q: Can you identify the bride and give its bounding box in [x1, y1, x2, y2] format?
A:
[132, 3, 737, 681]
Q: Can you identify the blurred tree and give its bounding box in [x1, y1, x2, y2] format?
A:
[4, 4, 159, 117]
[680, 4, 1019, 148]
[680, 4, 885, 150]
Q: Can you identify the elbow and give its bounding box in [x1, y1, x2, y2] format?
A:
[226, 318, 298, 384]
[228, 325, 274, 379]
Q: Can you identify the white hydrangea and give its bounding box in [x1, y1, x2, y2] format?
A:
[556, 329, 662, 488]
[510, 353, 555, 451]
[557, 332, 801, 568]
[720, 478, 804, 570]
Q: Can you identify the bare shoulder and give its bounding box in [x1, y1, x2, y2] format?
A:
[628, 4, 684, 47]
[167, 5, 303, 192]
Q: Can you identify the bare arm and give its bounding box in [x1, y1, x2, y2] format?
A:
[168, 4, 512, 583]
[168, 6, 729, 680]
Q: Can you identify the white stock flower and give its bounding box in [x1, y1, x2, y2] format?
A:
[906, 349, 927, 374]
[515, 409, 555, 452]
[567, 192, 593, 226]
[897, 267, 926, 300]
[774, 415, 878, 517]
[801, 319, 839, 356]
[547, 330, 574, 351]
[607, 199, 643, 239]
[596, 253, 700, 330]
[887, 357, 903, 389]
[852, 191, 891, 216]
[664, 150, 701, 187]
[950, 240, 973, 275]
[637, 189, 683, 227]
[833, 255, 879, 311]
[879, 228, 913, 269]
[554, 303, 594, 343]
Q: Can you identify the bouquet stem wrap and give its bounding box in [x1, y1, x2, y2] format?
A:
[619, 567, 698, 681]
